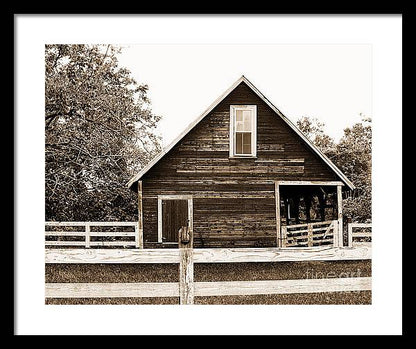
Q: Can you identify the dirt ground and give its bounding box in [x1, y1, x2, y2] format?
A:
[45, 260, 371, 305]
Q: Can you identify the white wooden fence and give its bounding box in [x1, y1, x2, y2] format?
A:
[45, 222, 142, 249]
[347, 223, 372, 247]
[45, 221, 372, 304]
[45, 245, 372, 303]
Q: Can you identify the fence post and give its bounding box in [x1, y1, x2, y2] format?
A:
[179, 225, 194, 305]
[307, 223, 313, 247]
[347, 217, 353, 247]
[85, 223, 90, 248]
[281, 226, 287, 247]
[135, 222, 143, 249]
[333, 221, 338, 247]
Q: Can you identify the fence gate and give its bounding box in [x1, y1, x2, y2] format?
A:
[281, 220, 338, 247]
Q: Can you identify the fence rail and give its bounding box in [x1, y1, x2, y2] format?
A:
[348, 223, 372, 247]
[45, 222, 142, 249]
[45, 277, 372, 299]
[45, 245, 371, 264]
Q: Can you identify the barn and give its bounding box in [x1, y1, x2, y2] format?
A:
[127, 76, 355, 249]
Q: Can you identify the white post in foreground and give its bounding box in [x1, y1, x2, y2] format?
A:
[179, 222, 194, 305]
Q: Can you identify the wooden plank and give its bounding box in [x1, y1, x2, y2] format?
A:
[176, 166, 304, 174]
[337, 185, 343, 247]
[311, 231, 334, 239]
[87, 222, 137, 227]
[322, 221, 335, 238]
[45, 231, 136, 237]
[88, 232, 136, 237]
[45, 277, 371, 298]
[45, 222, 138, 227]
[45, 246, 372, 264]
[137, 181, 143, 249]
[275, 181, 281, 247]
[286, 239, 334, 247]
[353, 242, 372, 248]
[194, 277, 371, 296]
[45, 282, 179, 298]
[352, 232, 372, 238]
[45, 222, 87, 227]
[276, 181, 344, 186]
[158, 192, 276, 199]
[45, 248, 180, 263]
[284, 220, 334, 229]
[255, 158, 304, 163]
[193, 246, 371, 263]
[45, 241, 87, 246]
[45, 241, 136, 247]
[158, 195, 193, 200]
[286, 227, 333, 235]
[350, 223, 372, 228]
[45, 232, 86, 236]
[88, 241, 137, 247]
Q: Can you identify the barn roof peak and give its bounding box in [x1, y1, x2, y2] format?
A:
[127, 75, 355, 190]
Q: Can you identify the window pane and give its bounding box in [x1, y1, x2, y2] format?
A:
[236, 110, 244, 131]
[243, 110, 252, 131]
[235, 132, 243, 154]
[236, 120, 244, 132]
[242, 133, 252, 154]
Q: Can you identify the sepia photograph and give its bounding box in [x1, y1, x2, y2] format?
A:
[44, 43, 372, 305]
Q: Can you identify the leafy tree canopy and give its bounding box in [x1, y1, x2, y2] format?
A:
[45, 44, 161, 221]
[297, 115, 372, 222]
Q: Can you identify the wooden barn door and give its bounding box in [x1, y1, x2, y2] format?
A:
[162, 199, 189, 243]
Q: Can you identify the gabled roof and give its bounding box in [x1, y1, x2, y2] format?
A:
[127, 75, 355, 190]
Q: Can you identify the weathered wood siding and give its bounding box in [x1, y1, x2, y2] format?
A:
[142, 82, 338, 247]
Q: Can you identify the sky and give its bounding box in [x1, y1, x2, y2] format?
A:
[117, 44, 372, 146]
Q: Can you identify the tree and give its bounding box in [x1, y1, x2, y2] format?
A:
[297, 115, 372, 222]
[332, 117, 372, 222]
[296, 116, 336, 155]
[45, 44, 161, 221]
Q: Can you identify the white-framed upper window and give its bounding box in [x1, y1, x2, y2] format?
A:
[229, 105, 257, 157]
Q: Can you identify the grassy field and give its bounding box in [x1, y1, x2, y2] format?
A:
[45, 260, 371, 305]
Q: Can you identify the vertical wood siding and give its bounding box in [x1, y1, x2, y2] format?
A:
[142, 82, 338, 248]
